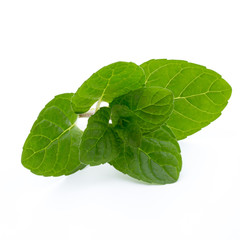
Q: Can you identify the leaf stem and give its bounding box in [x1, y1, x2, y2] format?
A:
[79, 110, 95, 118]
[78, 99, 102, 118]
[95, 99, 102, 112]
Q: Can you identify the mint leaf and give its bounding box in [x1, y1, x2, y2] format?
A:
[114, 121, 142, 148]
[111, 105, 142, 147]
[21, 93, 86, 176]
[110, 86, 174, 132]
[80, 107, 120, 166]
[110, 125, 182, 184]
[141, 59, 232, 140]
[111, 105, 134, 127]
[72, 62, 145, 113]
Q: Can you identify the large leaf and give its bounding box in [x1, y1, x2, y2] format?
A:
[110, 125, 182, 184]
[80, 107, 120, 166]
[72, 61, 145, 113]
[141, 59, 232, 140]
[21, 93, 86, 176]
[110, 86, 174, 132]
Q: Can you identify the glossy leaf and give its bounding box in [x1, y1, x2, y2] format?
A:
[72, 61, 145, 113]
[110, 125, 182, 184]
[110, 86, 174, 132]
[21, 93, 86, 176]
[80, 107, 120, 166]
[141, 59, 232, 140]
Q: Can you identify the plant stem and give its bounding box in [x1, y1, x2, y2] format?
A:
[79, 110, 95, 118]
[95, 99, 102, 112]
[78, 99, 102, 118]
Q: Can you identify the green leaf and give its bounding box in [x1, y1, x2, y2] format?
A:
[111, 105, 142, 147]
[110, 125, 182, 184]
[110, 86, 174, 132]
[72, 62, 145, 113]
[114, 121, 142, 148]
[21, 93, 86, 176]
[111, 105, 134, 127]
[141, 59, 232, 140]
[80, 107, 120, 166]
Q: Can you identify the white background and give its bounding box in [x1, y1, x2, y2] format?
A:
[0, 0, 239, 239]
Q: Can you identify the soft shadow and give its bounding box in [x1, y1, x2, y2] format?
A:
[60, 164, 162, 188]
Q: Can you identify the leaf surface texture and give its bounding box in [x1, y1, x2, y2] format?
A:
[80, 107, 120, 166]
[21, 93, 85, 176]
[110, 86, 174, 132]
[141, 59, 232, 139]
[72, 62, 145, 113]
[110, 125, 182, 184]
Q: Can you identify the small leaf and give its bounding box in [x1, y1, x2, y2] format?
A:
[80, 107, 120, 166]
[72, 62, 145, 113]
[114, 121, 142, 148]
[111, 105, 142, 147]
[21, 93, 86, 176]
[141, 59, 232, 140]
[110, 125, 182, 184]
[110, 86, 174, 132]
[111, 105, 134, 127]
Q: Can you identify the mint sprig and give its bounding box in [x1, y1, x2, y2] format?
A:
[21, 60, 232, 184]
